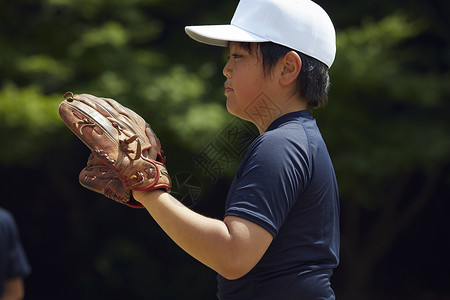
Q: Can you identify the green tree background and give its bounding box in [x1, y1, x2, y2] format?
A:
[1, 0, 449, 299]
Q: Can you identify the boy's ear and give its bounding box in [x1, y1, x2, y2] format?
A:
[279, 51, 302, 86]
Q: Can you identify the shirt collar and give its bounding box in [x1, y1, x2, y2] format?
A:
[266, 110, 312, 132]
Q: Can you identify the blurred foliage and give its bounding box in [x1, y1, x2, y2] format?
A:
[0, 0, 449, 299]
[0, 84, 63, 165]
[323, 13, 450, 208]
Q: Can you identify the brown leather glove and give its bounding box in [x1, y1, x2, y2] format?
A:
[59, 92, 171, 208]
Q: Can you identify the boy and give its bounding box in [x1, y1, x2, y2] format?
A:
[0, 207, 31, 300]
[133, 0, 340, 299]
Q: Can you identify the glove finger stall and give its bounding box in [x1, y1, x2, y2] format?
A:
[79, 165, 131, 204]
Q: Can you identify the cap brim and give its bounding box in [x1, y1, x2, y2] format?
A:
[185, 24, 268, 47]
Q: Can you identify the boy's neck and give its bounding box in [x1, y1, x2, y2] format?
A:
[247, 92, 307, 134]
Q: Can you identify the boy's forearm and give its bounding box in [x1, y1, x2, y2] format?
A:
[132, 190, 239, 278]
[1, 278, 24, 300]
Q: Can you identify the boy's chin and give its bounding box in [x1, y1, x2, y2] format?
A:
[226, 100, 241, 119]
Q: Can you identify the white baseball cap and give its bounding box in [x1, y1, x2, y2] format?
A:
[185, 0, 336, 68]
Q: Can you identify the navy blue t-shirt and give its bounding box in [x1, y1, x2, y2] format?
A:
[217, 111, 340, 300]
[0, 208, 31, 296]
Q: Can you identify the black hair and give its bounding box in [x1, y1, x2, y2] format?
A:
[236, 42, 330, 108]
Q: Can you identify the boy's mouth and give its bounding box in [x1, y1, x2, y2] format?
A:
[224, 83, 233, 94]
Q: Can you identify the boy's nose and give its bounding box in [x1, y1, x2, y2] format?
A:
[223, 60, 231, 78]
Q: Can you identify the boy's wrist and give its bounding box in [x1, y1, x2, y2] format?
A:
[132, 189, 165, 204]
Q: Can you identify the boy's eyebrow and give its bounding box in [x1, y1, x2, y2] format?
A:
[227, 41, 240, 46]
[226, 41, 239, 48]
[227, 43, 241, 53]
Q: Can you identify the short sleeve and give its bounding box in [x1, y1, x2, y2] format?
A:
[224, 130, 311, 237]
[0, 209, 31, 280]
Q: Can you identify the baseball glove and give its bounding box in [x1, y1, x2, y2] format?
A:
[58, 92, 171, 208]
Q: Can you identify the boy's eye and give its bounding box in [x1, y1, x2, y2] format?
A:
[224, 53, 243, 62]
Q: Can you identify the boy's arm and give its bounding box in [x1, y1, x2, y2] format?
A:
[133, 190, 273, 280]
[1, 278, 24, 300]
